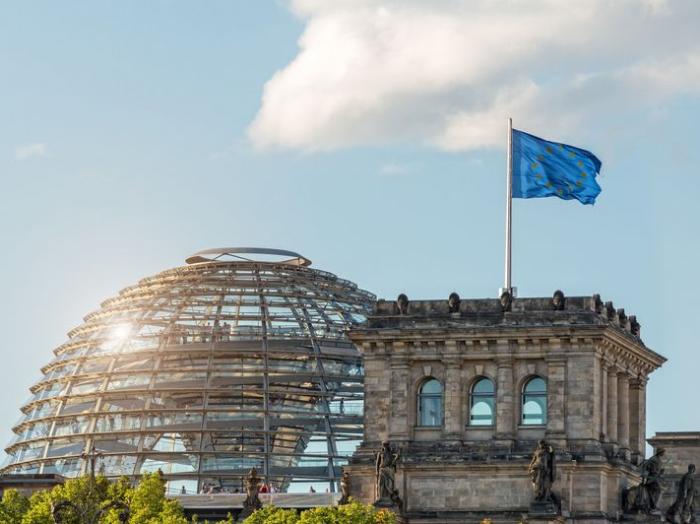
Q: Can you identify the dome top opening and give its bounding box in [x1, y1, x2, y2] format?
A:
[185, 247, 311, 266]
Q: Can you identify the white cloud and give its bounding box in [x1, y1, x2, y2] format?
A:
[15, 143, 47, 160]
[248, 0, 700, 152]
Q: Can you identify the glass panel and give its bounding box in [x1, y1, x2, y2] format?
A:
[53, 417, 90, 437]
[153, 373, 206, 389]
[106, 374, 151, 391]
[95, 414, 142, 432]
[419, 396, 442, 426]
[420, 379, 442, 395]
[523, 397, 547, 425]
[524, 377, 546, 394]
[145, 412, 203, 430]
[46, 439, 84, 458]
[42, 458, 82, 476]
[472, 378, 494, 394]
[522, 377, 547, 425]
[470, 399, 494, 426]
[69, 378, 103, 395]
[79, 358, 112, 374]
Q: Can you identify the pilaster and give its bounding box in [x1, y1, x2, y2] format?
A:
[606, 366, 618, 445]
[494, 344, 515, 443]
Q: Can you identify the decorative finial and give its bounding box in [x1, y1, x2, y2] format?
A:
[396, 294, 409, 315]
[552, 290, 565, 311]
[448, 292, 461, 313]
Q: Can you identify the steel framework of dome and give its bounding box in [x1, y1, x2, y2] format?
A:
[2, 248, 375, 493]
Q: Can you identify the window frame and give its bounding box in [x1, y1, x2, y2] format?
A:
[416, 377, 444, 428]
[521, 376, 547, 426]
[469, 376, 495, 427]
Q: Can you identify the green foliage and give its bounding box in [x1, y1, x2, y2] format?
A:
[0, 472, 192, 524]
[0, 489, 30, 524]
[242, 506, 299, 524]
[127, 472, 187, 524]
[0, 478, 387, 524]
[243, 501, 396, 524]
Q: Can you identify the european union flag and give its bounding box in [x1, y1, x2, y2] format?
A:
[512, 129, 602, 205]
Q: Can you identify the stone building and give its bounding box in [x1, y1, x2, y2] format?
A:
[345, 293, 666, 523]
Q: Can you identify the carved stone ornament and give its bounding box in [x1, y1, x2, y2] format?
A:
[605, 301, 616, 320]
[666, 463, 696, 524]
[529, 440, 557, 503]
[630, 315, 641, 337]
[374, 441, 403, 512]
[552, 290, 565, 311]
[499, 291, 512, 312]
[623, 448, 666, 514]
[448, 292, 461, 313]
[396, 294, 409, 315]
[592, 293, 604, 314]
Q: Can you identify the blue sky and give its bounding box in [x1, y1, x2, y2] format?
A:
[2, 1, 700, 456]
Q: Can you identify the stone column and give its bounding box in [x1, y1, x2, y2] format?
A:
[495, 351, 515, 442]
[443, 351, 462, 440]
[606, 367, 618, 444]
[638, 378, 647, 456]
[617, 373, 630, 451]
[629, 377, 646, 461]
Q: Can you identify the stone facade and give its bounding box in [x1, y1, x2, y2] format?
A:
[346, 294, 666, 523]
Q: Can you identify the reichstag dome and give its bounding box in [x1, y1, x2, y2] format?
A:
[2, 248, 374, 494]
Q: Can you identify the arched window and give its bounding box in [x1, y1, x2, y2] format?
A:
[469, 377, 495, 426]
[522, 376, 547, 425]
[418, 378, 443, 427]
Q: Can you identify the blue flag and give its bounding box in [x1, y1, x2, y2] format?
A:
[512, 129, 602, 205]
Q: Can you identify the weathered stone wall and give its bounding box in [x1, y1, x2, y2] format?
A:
[346, 293, 666, 523]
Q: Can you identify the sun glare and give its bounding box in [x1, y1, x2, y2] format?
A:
[111, 324, 132, 340]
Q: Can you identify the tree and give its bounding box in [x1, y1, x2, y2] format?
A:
[4, 472, 195, 524]
[0, 489, 30, 524]
[243, 501, 396, 524]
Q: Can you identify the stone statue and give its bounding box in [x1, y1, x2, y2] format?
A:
[552, 290, 565, 311]
[396, 294, 409, 315]
[448, 292, 461, 313]
[339, 470, 351, 505]
[240, 468, 263, 519]
[499, 291, 512, 312]
[623, 448, 666, 514]
[375, 441, 402, 510]
[666, 464, 696, 524]
[529, 440, 557, 504]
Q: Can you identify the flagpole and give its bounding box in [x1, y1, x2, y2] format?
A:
[503, 117, 513, 296]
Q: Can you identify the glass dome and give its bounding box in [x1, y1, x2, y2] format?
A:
[2, 248, 375, 494]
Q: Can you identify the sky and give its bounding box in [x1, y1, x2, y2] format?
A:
[1, 0, 700, 458]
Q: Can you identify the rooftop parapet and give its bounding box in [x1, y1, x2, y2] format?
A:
[367, 290, 644, 341]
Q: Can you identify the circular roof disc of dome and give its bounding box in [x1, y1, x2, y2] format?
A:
[185, 247, 312, 266]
